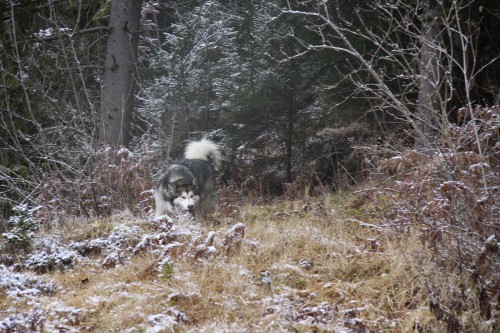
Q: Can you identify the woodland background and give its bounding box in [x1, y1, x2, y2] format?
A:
[1, 0, 499, 214]
[1, 1, 499, 331]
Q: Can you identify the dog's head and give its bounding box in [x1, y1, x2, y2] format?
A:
[172, 188, 200, 214]
[169, 178, 199, 214]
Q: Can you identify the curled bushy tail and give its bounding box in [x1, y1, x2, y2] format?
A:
[184, 138, 221, 168]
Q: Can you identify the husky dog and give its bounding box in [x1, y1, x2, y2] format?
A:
[154, 139, 220, 220]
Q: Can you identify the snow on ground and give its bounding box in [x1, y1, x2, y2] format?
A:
[0, 265, 55, 298]
[0, 208, 371, 332]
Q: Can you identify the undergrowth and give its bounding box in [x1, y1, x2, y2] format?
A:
[371, 106, 500, 332]
[0, 196, 436, 332]
[0, 106, 498, 332]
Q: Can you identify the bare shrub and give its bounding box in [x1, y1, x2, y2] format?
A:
[373, 106, 499, 331]
[35, 145, 155, 221]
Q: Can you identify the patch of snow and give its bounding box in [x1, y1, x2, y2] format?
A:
[26, 239, 80, 273]
[146, 313, 177, 333]
[0, 265, 55, 297]
[0, 304, 45, 332]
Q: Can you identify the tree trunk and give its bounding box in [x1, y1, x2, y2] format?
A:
[99, 0, 142, 147]
[415, 0, 441, 148]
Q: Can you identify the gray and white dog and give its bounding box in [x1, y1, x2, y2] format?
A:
[154, 139, 220, 220]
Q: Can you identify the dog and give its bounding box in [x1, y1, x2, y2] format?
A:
[154, 138, 220, 220]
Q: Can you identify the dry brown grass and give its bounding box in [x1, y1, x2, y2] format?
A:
[0, 193, 487, 332]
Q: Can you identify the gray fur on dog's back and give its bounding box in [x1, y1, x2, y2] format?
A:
[175, 159, 216, 193]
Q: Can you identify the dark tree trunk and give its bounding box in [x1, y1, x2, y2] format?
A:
[99, 0, 142, 147]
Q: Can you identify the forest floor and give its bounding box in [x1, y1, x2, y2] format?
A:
[1, 190, 439, 332]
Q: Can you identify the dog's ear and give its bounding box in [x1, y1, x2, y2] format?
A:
[192, 178, 197, 187]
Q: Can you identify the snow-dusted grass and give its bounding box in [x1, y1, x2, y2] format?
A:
[0, 195, 454, 332]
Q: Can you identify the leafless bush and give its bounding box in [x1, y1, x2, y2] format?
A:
[35, 145, 156, 222]
[374, 106, 499, 332]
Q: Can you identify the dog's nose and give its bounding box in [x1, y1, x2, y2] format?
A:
[188, 204, 194, 209]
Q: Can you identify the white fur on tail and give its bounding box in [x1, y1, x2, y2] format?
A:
[184, 138, 221, 168]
